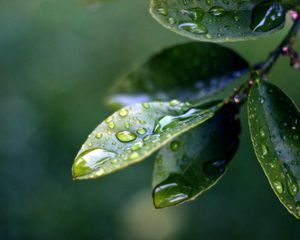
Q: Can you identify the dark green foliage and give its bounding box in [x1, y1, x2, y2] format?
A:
[248, 81, 300, 219]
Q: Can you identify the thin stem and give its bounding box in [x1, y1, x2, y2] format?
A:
[259, 15, 300, 75]
[225, 12, 300, 105]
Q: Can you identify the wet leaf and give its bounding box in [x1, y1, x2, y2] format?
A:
[72, 100, 223, 180]
[108, 42, 248, 108]
[150, 0, 288, 42]
[152, 103, 240, 208]
[250, 1, 286, 32]
[248, 80, 300, 219]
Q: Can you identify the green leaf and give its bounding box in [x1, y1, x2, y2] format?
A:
[108, 42, 249, 108]
[149, 0, 287, 42]
[72, 100, 223, 180]
[250, 1, 286, 32]
[152, 103, 240, 208]
[248, 80, 300, 219]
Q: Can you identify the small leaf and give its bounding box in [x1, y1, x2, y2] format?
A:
[248, 80, 300, 219]
[152, 103, 240, 208]
[150, 0, 287, 42]
[250, 1, 285, 32]
[108, 42, 248, 107]
[72, 100, 223, 180]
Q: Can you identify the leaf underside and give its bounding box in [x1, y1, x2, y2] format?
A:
[248, 81, 300, 219]
[152, 103, 240, 208]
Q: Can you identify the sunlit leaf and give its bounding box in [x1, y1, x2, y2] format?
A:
[150, 0, 288, 42]
[152, 103, 240, 208]
[72, 100, 223, 180]
[108, 42, 248, 108]
[248, 80, 300, 220]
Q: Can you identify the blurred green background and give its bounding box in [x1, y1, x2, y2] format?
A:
[0, 0, 300, 239]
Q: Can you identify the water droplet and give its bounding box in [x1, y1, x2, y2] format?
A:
[131, 141, 143, 151]
[88, 142, 93, 147]
[139, 119, 146, 125]
[285, 166, 299, 196]
[157, 8, 168, 16]
[204, 159, 226, 175]
[137, 127, 147, 135]
[273, 181, 283, 194]
[260, 129, 266, 137]
[170, 140, 180, 152]
[251, 2, 285, 32]
[169, 99, 180, 107]
[205, 0, 212, 6]
[178, 22, 208, 35]
[168, 17, 177, 25]
[179, 7, 204, 21]
[130, 152, 139, 160]
[259, 97, 265, 103]
[105, 116, 114, 124]
[73, 148, 116, 177]
[108, 122, 115, 129]
[116, 131, 137, 142]
[209, 6, 226, 17]
[154, 108, 213, 134]
[95, 133, 103, 139]
[118, 109, 129, 117]
[153, 173, 192, 208]
[261, 144, 269, 156]
[142, 103, 150, 109]
[125, 123, 130, 129]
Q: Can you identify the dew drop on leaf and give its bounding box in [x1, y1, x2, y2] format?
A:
[170, 140, 180, 152]
[209, 6, 226, 17]
[118, 108, 129, 117]
[116, 131, 137, 142]
[273, 181, 284, 194]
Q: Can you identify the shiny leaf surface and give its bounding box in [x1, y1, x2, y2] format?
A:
[152, 103, 240, 208]
[72, 100, 222, 180]
[108, 42, 248, 107]
[248, 81, 300, 219]
[150, 0, 287, 42]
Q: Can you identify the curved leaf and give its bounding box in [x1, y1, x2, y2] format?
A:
[152, 103, 240, 208]
[108, 42, 248, 107]
[248, 81, 300, 219]
[149, 0, 287, 42]
[72, 100, 223, 180]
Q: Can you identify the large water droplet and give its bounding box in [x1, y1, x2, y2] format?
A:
[250, 2, 285, 32]
[73, 148, 116, 177]
[154, 108, 213, 134]
[178, 22, 208, 35]
[153, 173, 192, 208]
[273, 181, 283, 194]
[116, 131, 137, 142]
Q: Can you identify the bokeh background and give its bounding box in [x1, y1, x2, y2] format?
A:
[0, 0, 300, 239]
